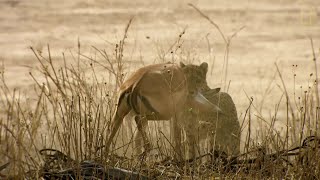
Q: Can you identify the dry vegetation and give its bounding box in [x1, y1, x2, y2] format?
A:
[1, 0, 320, 179]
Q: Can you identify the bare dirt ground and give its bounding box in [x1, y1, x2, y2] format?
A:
[1, 0, 320, 145]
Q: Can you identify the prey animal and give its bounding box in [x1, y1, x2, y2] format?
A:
[105, 62, 221, 159]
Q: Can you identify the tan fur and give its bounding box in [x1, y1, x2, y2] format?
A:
[184, 90, 241, 159]
[105, 62, 217, 159]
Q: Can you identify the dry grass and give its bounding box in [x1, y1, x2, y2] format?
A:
[1, 6, 320, 179]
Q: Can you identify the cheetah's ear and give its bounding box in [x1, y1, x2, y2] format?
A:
[180, 62, 186, 68]
[212, 87, 221, 94]
[204, 87, 221, 97]
[200, 62, 208, 73]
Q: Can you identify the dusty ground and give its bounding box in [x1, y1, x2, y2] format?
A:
[1, 0, 320, 145]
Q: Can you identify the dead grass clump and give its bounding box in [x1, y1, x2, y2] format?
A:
[0, 18, 138, 178]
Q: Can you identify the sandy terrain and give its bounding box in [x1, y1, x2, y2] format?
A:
[1, 0, 320, 139]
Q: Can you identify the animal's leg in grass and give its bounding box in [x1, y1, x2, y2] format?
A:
[133, 119, 143, 155]
[134, 116, 151, 155]
[185, 130, 197, 160]
[105, 94, 131, 153]
[171, 116, 183, 160]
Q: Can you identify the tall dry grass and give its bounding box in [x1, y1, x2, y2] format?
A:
[0, 8, 320, 179]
